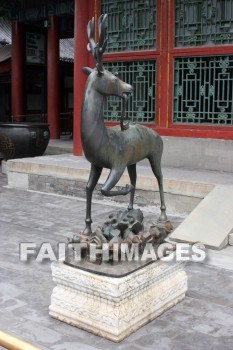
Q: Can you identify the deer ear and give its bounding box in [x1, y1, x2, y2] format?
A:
[96, 63, 104, 76]
[82, 67, 93, 76]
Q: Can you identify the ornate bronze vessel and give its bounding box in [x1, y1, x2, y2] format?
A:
[0, 122, 50, 160]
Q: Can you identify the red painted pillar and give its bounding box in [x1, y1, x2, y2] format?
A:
[73, 0, 90, 156]
[47, 16, 60, 139]
[159, 0, 169, 128]
[11, 22, 24, 121]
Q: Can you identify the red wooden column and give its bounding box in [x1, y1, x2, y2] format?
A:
[159, 0, 169, 129]
[47, 16, 60, 139]
[11, 22, 24, 121]
[73, 0, 90, 156]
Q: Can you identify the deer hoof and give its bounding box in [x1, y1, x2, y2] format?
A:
[158, 213, 168, 223]
[83, 226, 92, 236]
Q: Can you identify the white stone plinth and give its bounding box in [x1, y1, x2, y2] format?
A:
[49, 261, 187, 342]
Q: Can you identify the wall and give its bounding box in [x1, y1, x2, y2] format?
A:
[162, 137, 233, 173]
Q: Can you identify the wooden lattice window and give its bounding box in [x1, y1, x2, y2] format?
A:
[173, 55, 233, 125]
[101, 0, 157, 124]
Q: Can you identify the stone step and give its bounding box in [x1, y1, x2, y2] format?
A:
[46, 139, 73, 155]
[170, 185, 233, 250]
[4, 154, 233, 215]
[45, 137, 233, 173]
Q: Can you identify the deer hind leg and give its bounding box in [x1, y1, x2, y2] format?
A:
[101, 167, 134, 197]
[84, 164, 102, 235]
[148, 155, 168, 223]
[127, 164, 137, 210]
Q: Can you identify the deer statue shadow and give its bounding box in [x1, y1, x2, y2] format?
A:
[81, 14, 168, 236]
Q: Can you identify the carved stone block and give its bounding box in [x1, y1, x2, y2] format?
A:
[49, 261, 187, 342]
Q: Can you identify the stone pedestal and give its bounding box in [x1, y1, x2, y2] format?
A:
[49, 261, 187, 342]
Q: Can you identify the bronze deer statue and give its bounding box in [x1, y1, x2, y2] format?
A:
[81, 14, 168, 236]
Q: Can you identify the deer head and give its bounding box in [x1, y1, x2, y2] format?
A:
[82, 14, 133, 98]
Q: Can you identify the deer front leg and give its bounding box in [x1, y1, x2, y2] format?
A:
[101, 168, 134, 197]
[149, 155, 168, 223]
[127, 164, 137, 210]
[157, 178, 167, 223]
[83, 164, 102, 236]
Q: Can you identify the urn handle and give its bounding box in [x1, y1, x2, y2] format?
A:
[43, 130, 50, 139]
[30, 131, 37, 139]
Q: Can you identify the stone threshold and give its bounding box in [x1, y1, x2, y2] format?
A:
[3, 154, 233, 214]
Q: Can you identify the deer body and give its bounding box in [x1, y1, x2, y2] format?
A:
[81, 80, 163, 169]
[81, 15, 167, 235]
[84, 124, 163, 169]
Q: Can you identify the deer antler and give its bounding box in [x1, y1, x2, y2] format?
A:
[87, 17, 95, 56]
[87, 14, 108, 74]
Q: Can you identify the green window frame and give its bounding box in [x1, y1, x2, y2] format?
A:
[173, 55, 233, 125]
[101, 0, 156, 52]
[101, 0, 158, 124]
[175, 0, 233, 47]
[103, 60, 156, 123]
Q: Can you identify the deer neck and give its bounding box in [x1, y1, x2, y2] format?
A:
[81, 81, 107, 155]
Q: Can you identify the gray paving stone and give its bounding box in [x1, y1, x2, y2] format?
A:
[0, 173, 233, 350]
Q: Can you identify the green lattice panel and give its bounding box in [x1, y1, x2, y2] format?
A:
[175, 0, 233, 47]
[101, 0, 156, 52]
[173, 56, 233, 125]
[103, 60, 156, 123]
